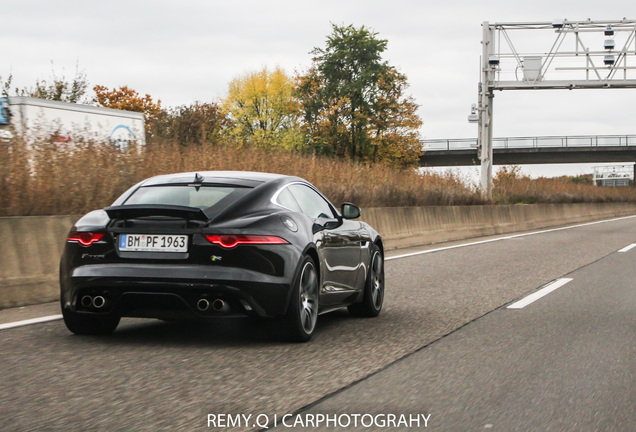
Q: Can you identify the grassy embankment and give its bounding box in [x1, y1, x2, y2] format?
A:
[2, 137, 636, 217]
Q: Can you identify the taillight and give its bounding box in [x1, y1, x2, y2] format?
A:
[67, 232, 105, 246]
[203, 234, 289, 248]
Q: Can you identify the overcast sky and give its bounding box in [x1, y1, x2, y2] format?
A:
[3, 1, 635, 177]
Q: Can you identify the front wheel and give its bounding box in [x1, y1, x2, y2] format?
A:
[277, 256, 319, 342]
[348, 245, 384, 317]
[62, 308, 120, 335]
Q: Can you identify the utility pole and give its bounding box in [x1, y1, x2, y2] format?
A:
[478, 21, 496, 199]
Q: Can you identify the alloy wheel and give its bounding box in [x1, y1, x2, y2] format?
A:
[299, 261, 318, 334]
[370, 251, 384, 310]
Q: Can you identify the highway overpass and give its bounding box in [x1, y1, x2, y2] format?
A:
[421, 134, 636, 166]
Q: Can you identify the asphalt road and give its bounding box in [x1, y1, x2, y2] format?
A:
[274, 225, 636, 431]
[1, 216, 635, 431]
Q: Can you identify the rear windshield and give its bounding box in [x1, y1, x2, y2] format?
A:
[123, 185, 251, 215]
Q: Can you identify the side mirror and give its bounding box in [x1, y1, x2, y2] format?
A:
[341, 202, 361, 220]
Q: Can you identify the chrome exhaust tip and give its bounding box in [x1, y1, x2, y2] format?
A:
[80, 295, 93, 308]
[196, 298, 210, 311]
[92, 296, 106, 309]
[212, 299, 229, 312]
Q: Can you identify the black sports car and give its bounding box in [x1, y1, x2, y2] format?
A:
[60, 171, 384, 341]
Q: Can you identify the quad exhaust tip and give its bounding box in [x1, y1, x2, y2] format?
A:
[197, 298, 229, 312]
[80, 295, 107, 309]
[197, 298, 210, 311]
[93, 296, 106, 309]
[212, 299, 228, 312]
[81, 295, 93, 308]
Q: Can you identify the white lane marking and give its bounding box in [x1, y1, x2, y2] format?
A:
[507, 278, 573, 309]
[386, 214, 636, 261]
[618, 243, 636, 253]
[0, 315, 63, 331]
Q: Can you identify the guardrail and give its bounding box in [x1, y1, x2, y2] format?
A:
[422, 135, 636, 151]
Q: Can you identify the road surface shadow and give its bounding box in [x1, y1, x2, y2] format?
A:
[60, 308, 356, 347]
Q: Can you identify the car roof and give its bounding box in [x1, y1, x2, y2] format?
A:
[141, 171, 302, 187]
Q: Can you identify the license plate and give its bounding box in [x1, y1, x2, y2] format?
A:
[119, 234, 188, 252]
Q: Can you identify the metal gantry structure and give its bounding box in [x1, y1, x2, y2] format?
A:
[473, 19, 636, 198]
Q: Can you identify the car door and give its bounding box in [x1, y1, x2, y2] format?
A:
[287, 184, 361, 304]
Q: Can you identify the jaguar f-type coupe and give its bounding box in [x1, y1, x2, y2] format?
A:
[60, 171, 384, 341]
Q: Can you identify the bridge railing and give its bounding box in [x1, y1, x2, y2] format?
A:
[422, 135, 636, 151]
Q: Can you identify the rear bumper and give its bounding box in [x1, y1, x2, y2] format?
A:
[61, 263, 293, 319]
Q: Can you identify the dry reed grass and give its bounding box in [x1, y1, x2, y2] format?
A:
[492, 166, 636, 204]
[0, 137, 482, 216]
[2, 138, 636, 216]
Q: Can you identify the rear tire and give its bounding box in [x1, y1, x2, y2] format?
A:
[348, 245, 384, 317]
[62, 308, 120, 335]
[277, 256, 319, 342]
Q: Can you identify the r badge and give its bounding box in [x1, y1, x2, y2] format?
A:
[210, 255, 223, 262]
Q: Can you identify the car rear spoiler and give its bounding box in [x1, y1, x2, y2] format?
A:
[104, 205, 210, 221]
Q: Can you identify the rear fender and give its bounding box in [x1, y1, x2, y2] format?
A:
[281, 244, 319, 315]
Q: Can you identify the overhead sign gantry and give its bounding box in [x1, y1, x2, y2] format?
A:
[472, 19, 636, 198]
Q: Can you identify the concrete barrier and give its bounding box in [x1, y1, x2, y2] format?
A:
[2, 203, 636, 309]
[362, 203, 636, 250]
[0, 215, 79, 310]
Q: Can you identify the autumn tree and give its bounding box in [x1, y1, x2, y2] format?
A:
[93, 85, 162, 123]
[150, 102, 229, 145]
[296, 24, 422, 167]
[1, 65, 89, 103]
[221, 67, 302, 150]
